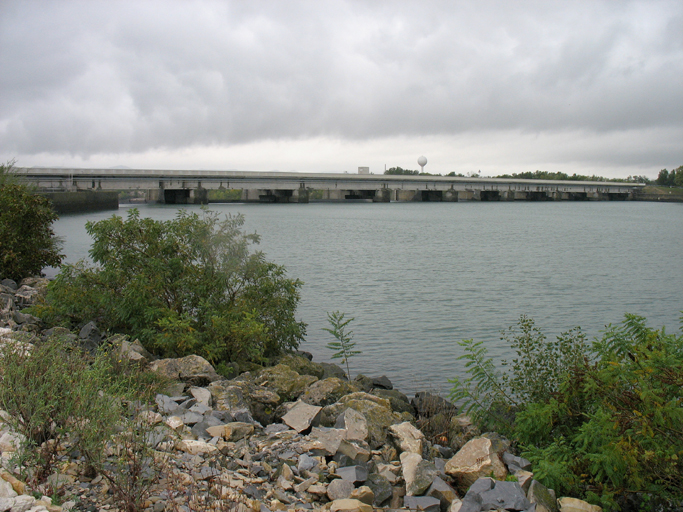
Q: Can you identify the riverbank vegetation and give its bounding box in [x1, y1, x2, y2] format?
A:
[450, 314, 683, 509]
[32, 208, 306, 374]
[0, 161, 63, 282]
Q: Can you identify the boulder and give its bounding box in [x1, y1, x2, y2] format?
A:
[366, 472, 393, 506]
[336, 439, 371, 465]
[281, 400, 322, 433]
[479, 481, 530, 511]
[448, 415, 480, 451]
[412, 392, 457, 419]
[426, 476, 459, 512]
[301, 378, 360, 407]
[335, 407, 369, 442]
[177, 439, 219, 455]
[327, 479, 355, 501]
[336, 465, 368, 485]
[558, 498, 601, 512]
[503, 452, 532, 473]
[278, 354, 325, 378]
[353, 374, 374, 392]
[321, 362, 348, 380]
[304, 427, 346, 456]
[255, 364, 318, 402]
[528, 480, 558, 512]
[371, 375, 393, 390]
[205, 422, 254, 442]
[372, 388, 416, 415]
[189, 386, 212, 408]
[116, 338, 154, 366]
[444, 437, 507, 491]
[350, 486, 375, 506]
[78, 321, 102, 352]
[0, 279, 17, 291]
[515, 470, 534, 493]
[404, 496, 442, 512]
[329, 498, 372, 512]
[389, 421, 425, 455]
[149, 355, 221, 385]
[321, 392, 401, 449]
[401, 452, 438, 496]
[207, 381, 248, 409]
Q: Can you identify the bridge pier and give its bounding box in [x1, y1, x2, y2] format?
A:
[373, 189, 391, 202]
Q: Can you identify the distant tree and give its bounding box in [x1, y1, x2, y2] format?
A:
[385, 167, 419, 175]
[0, 161, 63, 281]
[447, 172, 466, 177]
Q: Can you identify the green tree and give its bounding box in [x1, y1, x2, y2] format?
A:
[0, 161, 63, 281]
[36, 209, 306, 366]
[384, 167, 419, 175]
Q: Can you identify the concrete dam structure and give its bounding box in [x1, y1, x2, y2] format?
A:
[19, 168, 645, 205]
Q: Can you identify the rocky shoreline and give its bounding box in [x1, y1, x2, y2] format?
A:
[0, 277, 602, 512]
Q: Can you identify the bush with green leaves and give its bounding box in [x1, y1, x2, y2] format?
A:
[450, 313, 683, 509]
[0, 336, 121, 483]
[0, 160, 63, 281]
[35, 208, 306, 367]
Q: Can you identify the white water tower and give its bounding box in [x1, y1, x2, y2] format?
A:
[418, 155, 427, 173]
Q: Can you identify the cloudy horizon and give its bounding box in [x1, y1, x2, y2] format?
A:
[1, 0, 682, 178]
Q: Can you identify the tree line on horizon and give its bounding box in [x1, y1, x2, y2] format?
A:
[384, 165, 683, 187]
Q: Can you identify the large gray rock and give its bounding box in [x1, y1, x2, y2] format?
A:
[336, 465, 368, 484]
[301, 378, 360, 407]
[366, 473, 393, 506]
[411, 392, 457, 419]
[149, 355, 221, 385]
[327, 479, 355, 501]
[503, 452, 532, 473]
[254, 364, 318, 402]
[78, 321, 102, 352]
[372, 388, 416, 415]
[109, 336, 154, 366]
[528, 480, 558, 512]
[304, 427, 346, 456]
[401, 452, 438, 497]
[208, 381, 250, 411]
[426, 476, 459, 512]
[321, 392, 402, 449]
[404, 496, 442, 512]
[278, 354, 325, 379]
[281, 400, 322, 433]
[479, 481, 530, 511]
[336, 439, 371, 465]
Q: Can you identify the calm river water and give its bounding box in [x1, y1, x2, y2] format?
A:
[50, 201, 683, 395]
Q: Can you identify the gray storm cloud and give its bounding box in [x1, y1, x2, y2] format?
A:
[1, 0, 682, 167]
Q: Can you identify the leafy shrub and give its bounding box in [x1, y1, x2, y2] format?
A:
[36, 208, 306, 366]
[0, 161, 63, 281]
[0, 336, 121, 483]
[450, 314, 683, 508]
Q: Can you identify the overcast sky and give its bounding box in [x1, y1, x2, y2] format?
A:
[1, 1, 682, 178]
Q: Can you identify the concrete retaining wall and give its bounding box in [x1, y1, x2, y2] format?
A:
[40, 191, 119, 214]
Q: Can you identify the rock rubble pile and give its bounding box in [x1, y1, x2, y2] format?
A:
[0, 277, 602, 512]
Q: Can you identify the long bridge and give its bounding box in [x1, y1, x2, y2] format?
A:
[18, 167, 645, 204]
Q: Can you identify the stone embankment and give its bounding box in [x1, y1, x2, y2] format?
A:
[0, 277, 602, 512]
